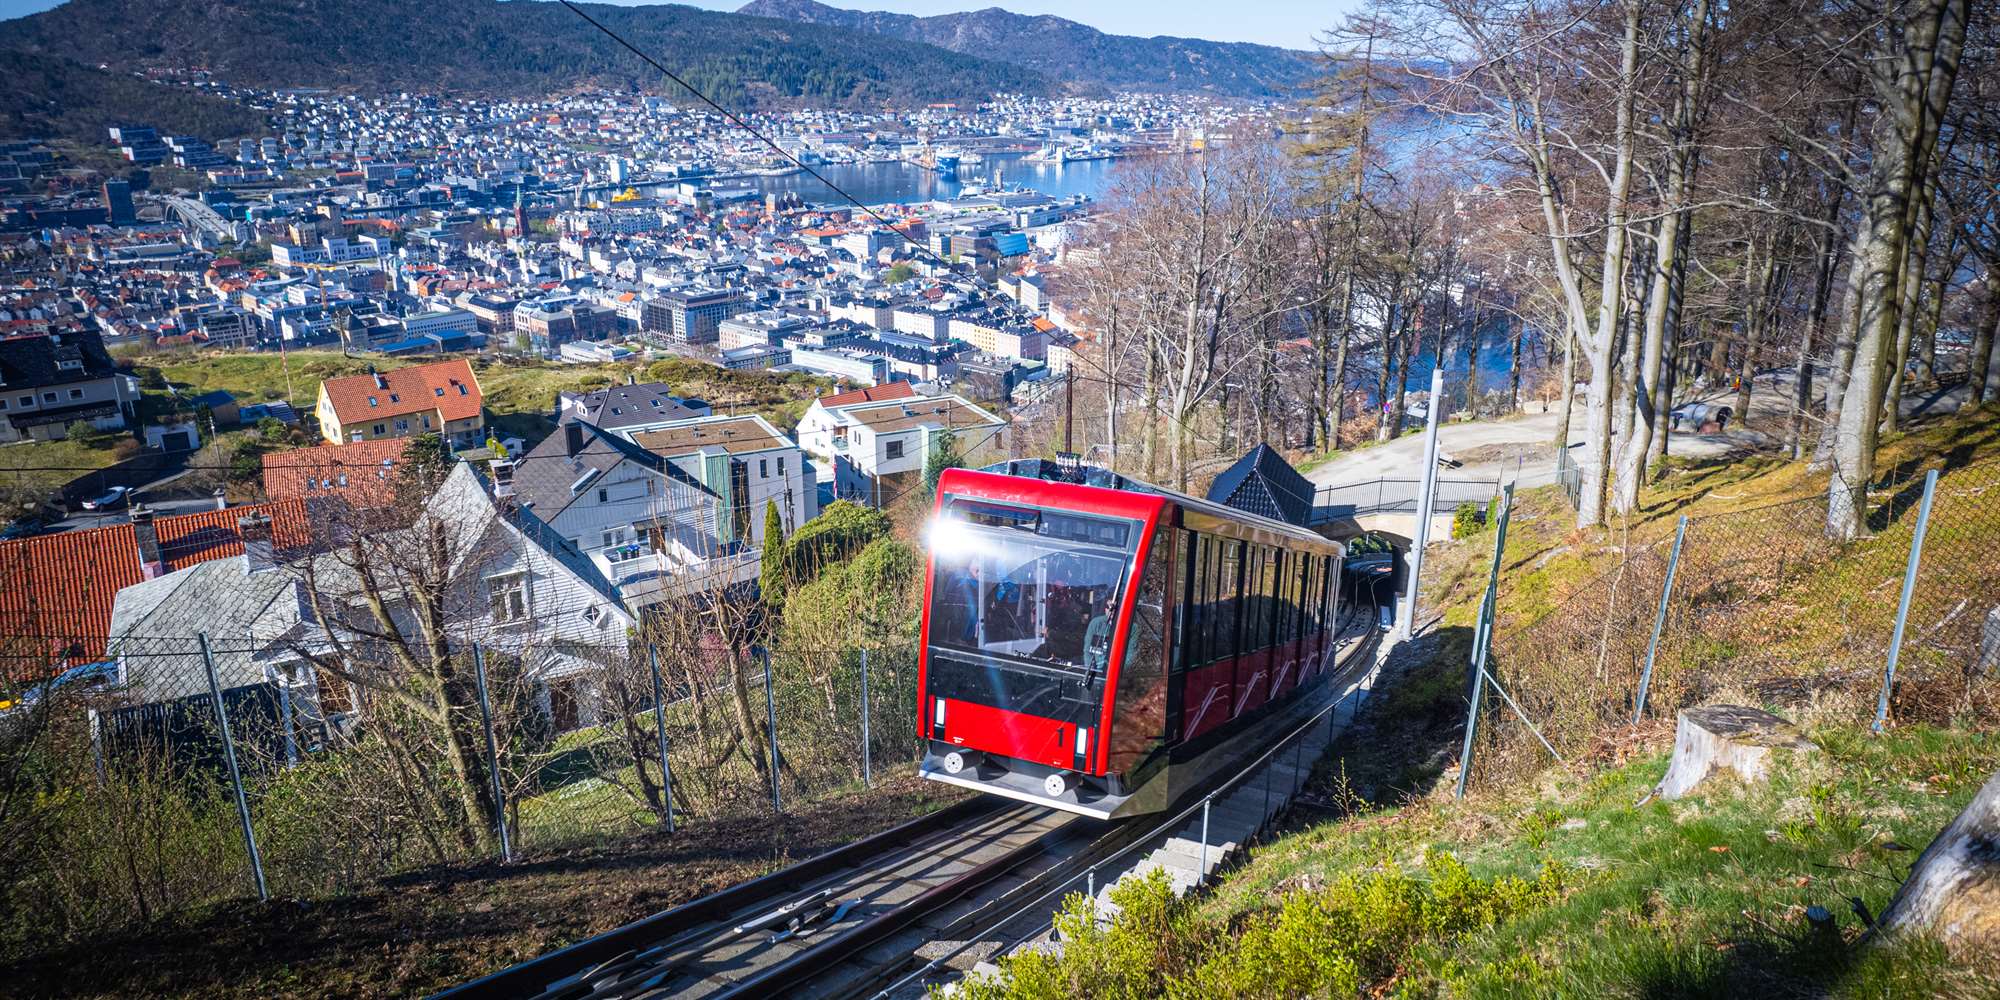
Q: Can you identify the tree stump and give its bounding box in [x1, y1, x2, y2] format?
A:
[1875, 767, 2000, 955]
[1653, 705, 1815, 801]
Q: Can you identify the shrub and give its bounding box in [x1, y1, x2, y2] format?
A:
[1452, 502, 1485, 539]
[948, 855, 1575, 1000]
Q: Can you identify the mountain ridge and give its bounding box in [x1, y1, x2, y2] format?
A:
[734, 0, 1320, 98]
[0, 0, 1053, 113]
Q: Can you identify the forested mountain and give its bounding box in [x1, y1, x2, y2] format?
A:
[735, 0, 1320, 98]
[0, 0, 1052, 110]
[0, 51, 267, 143]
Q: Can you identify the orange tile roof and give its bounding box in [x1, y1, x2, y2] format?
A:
[1031, 317, 1056, 333]
[263, 437, 411, 503]
[320, 358, 482, 427]
[817, 380, 917, 409]
[0, 500, 312, 680]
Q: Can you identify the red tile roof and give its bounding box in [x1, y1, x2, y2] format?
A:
[320, 358, 482, 428]
[263, 437, 411, 503]
[817, 381, 917, 409]
[0, 500, 312, 681]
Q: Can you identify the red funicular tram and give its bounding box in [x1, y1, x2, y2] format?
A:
[918, 462, 1347, 819]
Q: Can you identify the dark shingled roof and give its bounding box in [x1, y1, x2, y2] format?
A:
[511, 420, 711, 520]
[1205, 444, 1314, 527]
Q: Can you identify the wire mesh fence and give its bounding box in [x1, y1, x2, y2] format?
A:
[1457, 455, 2000, 790]
[0, 623, 926, 955]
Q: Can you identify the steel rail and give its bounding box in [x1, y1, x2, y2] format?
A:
[875, 609, 1387, 999]
[430, 795, 1011, 1000]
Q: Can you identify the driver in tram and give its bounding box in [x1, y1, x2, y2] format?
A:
[1083, 596, 1115, 675]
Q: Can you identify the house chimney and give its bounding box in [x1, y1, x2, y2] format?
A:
[491, 459, 515, 499]
[564, 421, 585, 457]
[627, 373, 637, 386]
[238, 513, 275, 574]
[130, 506, 167, 579]
[213, 488, 227, 511]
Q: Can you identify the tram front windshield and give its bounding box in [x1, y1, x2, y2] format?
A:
[927, 499, 1135, 721]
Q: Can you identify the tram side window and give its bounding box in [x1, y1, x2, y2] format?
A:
[1112, 526, 1171, 770]
[1293, 554, 1309, 640]
[1272, 551, 1288, 644]
[1216, 540, 1241, 662]
[1307, 556, 1322, 635]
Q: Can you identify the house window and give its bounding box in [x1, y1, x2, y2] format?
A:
[759, 458, 768, 478]
[372, 423, 386, 435]
[368, 396, 378, 407]
[0, 399, 8, 410]
[886, 439, 904, 460]
[394, 419, 409, 432]
[41, 392, 56, 404]
[16, 396, 29, 408]
[433, 387, 444, 397]
[598, 488, 609, 504]
[68, 388, 84, 400]
[488, 572, 529, 623]
[777, 456, 786, 477]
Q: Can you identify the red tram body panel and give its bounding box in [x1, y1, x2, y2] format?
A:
[918, 465, 1346, 818]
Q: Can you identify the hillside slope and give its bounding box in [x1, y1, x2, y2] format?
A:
[956, 406, 2000, 996]
[0, 51, 267, 143]
[736, 0, 1320, 98]
[0, 0, 1051, 108]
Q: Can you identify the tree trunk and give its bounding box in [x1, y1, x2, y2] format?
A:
[1553, 328, 1577, 448]
[1969, 284, 1998, 407]
[1827, 0, 1967, 539]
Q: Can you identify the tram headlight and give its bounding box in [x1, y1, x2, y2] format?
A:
[933, 698, 946, 727]
[1075, 726, 1090, 757]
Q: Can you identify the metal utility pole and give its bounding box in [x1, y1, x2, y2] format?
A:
[1399, 369, 1445, 640]
[199, 632, 268, 900]
[1063, 370, 1075, 455]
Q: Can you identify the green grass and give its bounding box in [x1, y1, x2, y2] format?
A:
[0, 434, 125, 508]
[958, 717, 1996, 998]
[124, 351, 837, 445]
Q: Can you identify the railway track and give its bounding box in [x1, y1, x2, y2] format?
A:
[439, 600, 1386, 1000]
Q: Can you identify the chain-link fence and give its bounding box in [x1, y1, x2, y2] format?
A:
[0, 623, 926, 956]
[1455, 454, 2000, 789]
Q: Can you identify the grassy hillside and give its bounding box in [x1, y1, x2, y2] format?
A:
[960, 712, 1996, 998]
[0, 51, 267, 144]
[959, 405, 2000, 998]
[134, 349, 834, 443]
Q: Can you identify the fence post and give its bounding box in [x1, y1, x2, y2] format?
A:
[647, 644, 675, 834]
[1401, 369, 1445, 640]
[1874, 468, 1940, 734]
[198, 632, 267, 901]
[1455, 481, 1515, 800]
[860, 647, 872, 789]
[1632, 515, 1689, 725]
[471, 643, 513, 861]
[760, 646, 782, 814]
[1198, 796, 1211, 883]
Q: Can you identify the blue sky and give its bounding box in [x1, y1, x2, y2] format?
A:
[0, 0, 1356, 50]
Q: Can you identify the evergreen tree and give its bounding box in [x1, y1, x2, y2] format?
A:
[758, 498, 789, 610]
[922, 429, 963, 506]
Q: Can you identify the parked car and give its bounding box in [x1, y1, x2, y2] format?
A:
[81, 486, 131, 511]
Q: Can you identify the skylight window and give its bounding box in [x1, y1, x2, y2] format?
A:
[367, 396, 377, 406]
